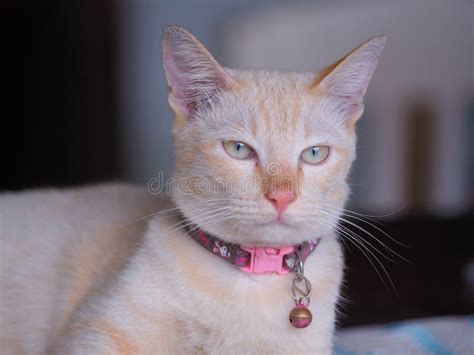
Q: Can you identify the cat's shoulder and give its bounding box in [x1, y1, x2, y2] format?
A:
[1, 181, 146, 202]
[0, 182, 165, 211]
[0, 182, 170, 242]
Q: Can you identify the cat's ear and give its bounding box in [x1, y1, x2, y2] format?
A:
[310, 36, 386, 125]
[162, 25, 238, 120]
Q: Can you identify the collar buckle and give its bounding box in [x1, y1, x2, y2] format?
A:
[239, 246, 295, 274]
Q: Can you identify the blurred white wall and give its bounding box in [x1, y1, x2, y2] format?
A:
[118, 0, 473, 217]
[222, 0, 473, 216]
[117, 0, 246, 182]
[117, 0, 317, 182]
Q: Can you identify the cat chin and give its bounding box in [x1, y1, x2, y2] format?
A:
[171, 192, 336, 246]
[198, 220, 327, 248]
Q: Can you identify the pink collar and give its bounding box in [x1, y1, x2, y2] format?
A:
[187, 226, 320, 275]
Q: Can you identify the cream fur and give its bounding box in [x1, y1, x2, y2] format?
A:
[0, 26, 385, 354]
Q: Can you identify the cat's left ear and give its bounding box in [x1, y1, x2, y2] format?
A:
[310, 36, 386, 125]
[162, 25, 238, 120]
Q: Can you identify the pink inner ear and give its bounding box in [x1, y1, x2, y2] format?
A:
[318, 38, 385, 122]
[330, 95, 362, 119]
[162, 33, 228, 119]
[323, 57, 377, 101]
[162, 41, 193, 116]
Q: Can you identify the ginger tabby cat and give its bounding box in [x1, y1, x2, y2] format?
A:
[0, 25, 385, 354]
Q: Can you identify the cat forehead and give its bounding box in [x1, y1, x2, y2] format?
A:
[196, 73, 343, 144]
[217, 68, 321, 120]
[226, 69, 315, 93]
[220, 69, 326, 121]
[206, 69, 333, 130]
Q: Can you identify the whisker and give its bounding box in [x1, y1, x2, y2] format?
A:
[161, 206, 232, 236]
[316, 206, 409, 262]
[337, 208, 410, 248]
[120, 198, 231, 228]
[305, 216, 397, 295]
[328, 215, 408, 263]
[337, 223, 399, 263]
[337, 225, 397, 295]
[175, 215, 235, 238]
[341, 204, 406, 219]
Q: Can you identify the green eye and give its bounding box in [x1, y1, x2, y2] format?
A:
[223, 140, 254, 160]
[301, 145, 330, 165]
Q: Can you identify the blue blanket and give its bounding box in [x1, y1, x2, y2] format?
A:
[334, 316, 474, 355]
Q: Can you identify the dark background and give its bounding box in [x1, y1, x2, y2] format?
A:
[2, 2, 119, 190]
[2, 1, 473, 328]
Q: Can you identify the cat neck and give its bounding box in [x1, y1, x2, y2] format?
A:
[183, 223, 320, 275]
[142, 213, 343, 309]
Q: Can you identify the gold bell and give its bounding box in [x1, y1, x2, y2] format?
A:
[289, 302, 312, 328]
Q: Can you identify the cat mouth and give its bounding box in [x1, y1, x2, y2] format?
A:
[257, 218, 293, 228]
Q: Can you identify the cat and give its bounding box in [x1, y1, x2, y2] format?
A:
[0, 25, 385, 354]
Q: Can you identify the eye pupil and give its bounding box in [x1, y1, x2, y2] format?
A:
[236, 143, 243, 151]
[312, 147, 319, 156]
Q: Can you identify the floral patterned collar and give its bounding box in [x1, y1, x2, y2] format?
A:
[186, 225, 320, 275]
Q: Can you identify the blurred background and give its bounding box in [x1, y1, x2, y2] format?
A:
[2, 0, 473, 328]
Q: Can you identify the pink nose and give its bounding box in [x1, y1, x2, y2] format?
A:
[265, 189, 296, 213]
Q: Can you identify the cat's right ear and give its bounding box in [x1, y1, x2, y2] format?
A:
[162, 25, 238, 121]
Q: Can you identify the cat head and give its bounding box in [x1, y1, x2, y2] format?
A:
[162, 25, 385, 247]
